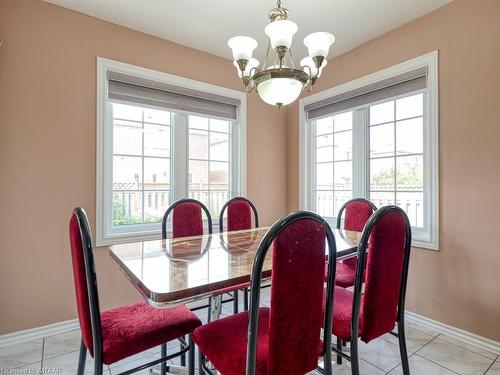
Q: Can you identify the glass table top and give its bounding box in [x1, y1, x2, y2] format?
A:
[109, 227, 361, 306]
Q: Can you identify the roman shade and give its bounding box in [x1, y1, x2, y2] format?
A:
[107, 71, 240, 120]
[305, 67, 427, 120]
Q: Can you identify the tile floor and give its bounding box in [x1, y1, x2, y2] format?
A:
[1, 289, 498, 375]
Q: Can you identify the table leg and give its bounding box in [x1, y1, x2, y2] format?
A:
[209, 294, 223, 321]
[150, 295, 224, 374]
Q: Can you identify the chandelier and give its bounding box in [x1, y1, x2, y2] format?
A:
[228, 0, 335, 108]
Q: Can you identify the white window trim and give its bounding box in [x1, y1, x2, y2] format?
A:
[96, 57, 247, 246]
[299, 51, 439, 250]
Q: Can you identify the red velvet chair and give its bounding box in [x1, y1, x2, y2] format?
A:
[219, 197, 259, 312]
[335, 198, 377, 288]
[69, 208, 202, 375]
[161, 198, 214, 362]
[219, 197, 259, 233]
[193, 211, 338, 375]
[331, 206, 412, 375]
[162, 198, 213, 240]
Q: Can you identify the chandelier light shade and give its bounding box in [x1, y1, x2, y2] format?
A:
[303, 32, 336, 59]
[257, 76, 304, 106]
[264, 20, 298, 49]
[227, 0, 335, 107]
[227, 36, 258, 61]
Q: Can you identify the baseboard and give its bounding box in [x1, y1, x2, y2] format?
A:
[405, 311, 500, 355]
[0, 319, 79, 348]
[1, 310, 498, 355]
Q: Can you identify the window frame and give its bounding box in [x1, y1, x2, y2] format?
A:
[96, 57, 247, 246]
[299, 51, 439, 250]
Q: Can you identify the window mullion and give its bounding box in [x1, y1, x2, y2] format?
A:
[172, 112, 188, 201]
[229, 121, 234, 197]
[309, 121, 317, 212]
[141, 110, 145, 223]
[208, 121, 211, 208]
[230, 120, 241, 197]
[331, 124, 335, 218]
[393, 101, 397, 204]
[353, 108, 368, 199]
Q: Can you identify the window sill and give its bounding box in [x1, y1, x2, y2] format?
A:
[412, 240, 439, 251]
[96, 221, 219, 247]
[96, 229, 162, 247]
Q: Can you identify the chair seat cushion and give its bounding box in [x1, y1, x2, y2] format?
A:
[101, 301, 202, 364]
[193, 308, 270, 375]
[334, 262, 356, 288]
[331, 286, 373, 342]
[342, 256, 357, 270]
[193, 308, 322, 375]
[332, 286, 356, 341]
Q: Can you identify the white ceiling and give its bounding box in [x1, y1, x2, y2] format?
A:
[44, 0, 451, 62]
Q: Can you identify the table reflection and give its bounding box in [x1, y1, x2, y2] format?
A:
[219, 228, 265, 254]
[162, 235, 213, 264]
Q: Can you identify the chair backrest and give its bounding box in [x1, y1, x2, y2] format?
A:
[351, 206, 411, 343]
[336, 198, 377, 231]
[162, 198, 213, 239]
[218, 197, 259, 232]
[246, 211, 337, 375]
[337, 198, 377, 268]
[69, 208, 103, 358]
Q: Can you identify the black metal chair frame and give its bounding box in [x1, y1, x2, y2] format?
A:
[72, 208, 195, 375]
[332, 205, 412, 375]
[219, 197, 260, 313]
[199, 211, 338, 375]
[336, 198, 377, 230]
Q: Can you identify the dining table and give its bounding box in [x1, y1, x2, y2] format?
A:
[108, 225, 362, 374]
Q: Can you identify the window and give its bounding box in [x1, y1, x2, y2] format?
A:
[300, 52, 438, 249]
[97, 58, 246, 245]
[188, 115, 231, 218]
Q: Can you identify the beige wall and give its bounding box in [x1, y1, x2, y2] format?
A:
[0, 0, 288, 334]
[288, 0, 500, 340]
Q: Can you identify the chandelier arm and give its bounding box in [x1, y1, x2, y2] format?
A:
[273, 47, 278, 69]
[288, 47, 296, 69]
[262, 38, 271, 70]
[248, 66, 259, 79]
[242, 77, 254, 93]
[301, 65, 317, 92]
[302, 65, 317, 79]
